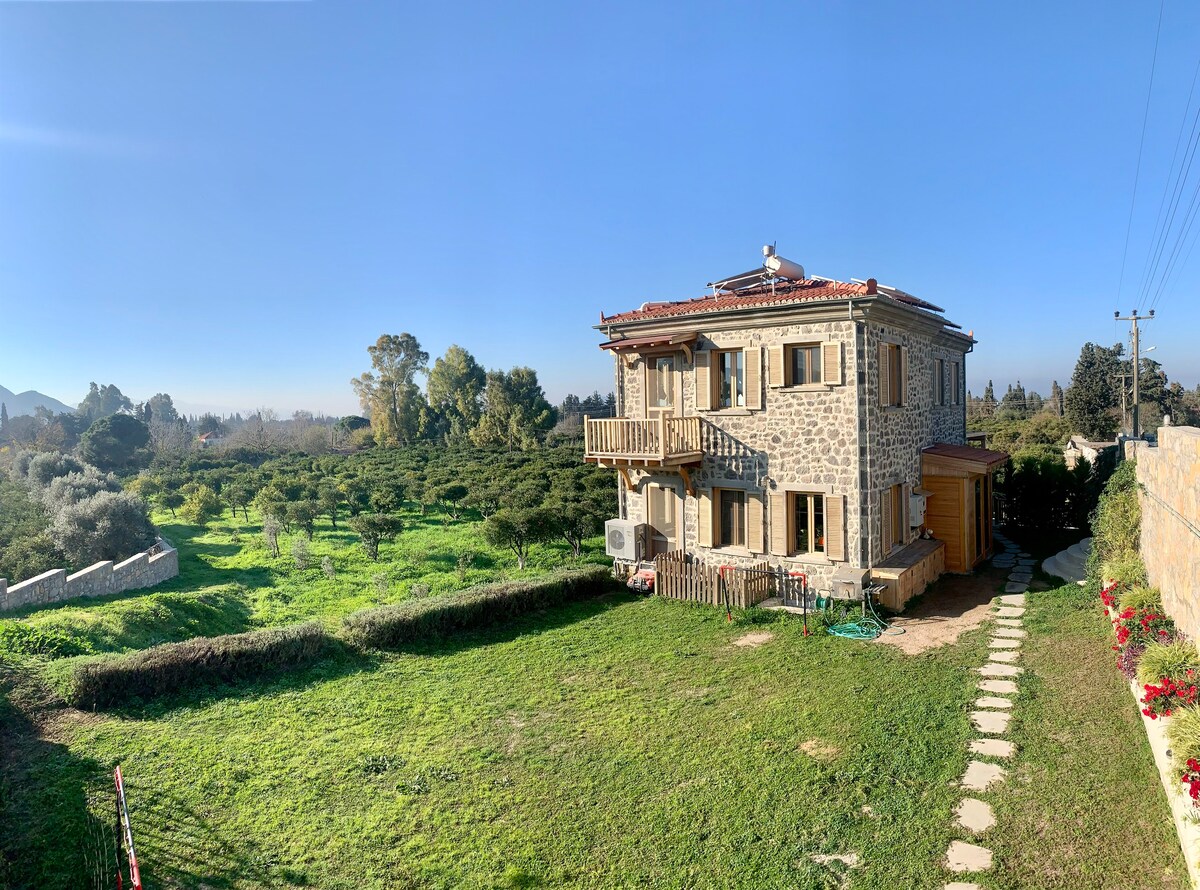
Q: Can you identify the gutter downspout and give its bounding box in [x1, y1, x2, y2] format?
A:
[851, 299, 872, 571]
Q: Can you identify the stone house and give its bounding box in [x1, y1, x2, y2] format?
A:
[584, 269, 1007, 609]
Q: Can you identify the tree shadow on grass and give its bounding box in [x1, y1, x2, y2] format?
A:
[0, 683, 114, 889]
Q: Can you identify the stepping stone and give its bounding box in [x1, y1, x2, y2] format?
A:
[997, 593, 1026, 606]
[989, 650, 1020, 663]
[1017, 558, 1037, 567]
[978, 679, 1018, 695]
[970, 710, 1011, 734]
[978, 663, 1023, 677]
[995, 618, 1023, 627]
[995, 606, 1025, 617]
[993, 627, 1027, 639]
[970, 737, 1015, 758]
[954, 797, 997, 833]
[961, 760, 1007, 790]
[989, 637, 1022, 649]
[1010, 571, 1033, 583]
[945, 840, 993, 873]
[975, 696, 1013, 709]
[1004, 581, 1028, 594]
[1018, 552, 1031, 558]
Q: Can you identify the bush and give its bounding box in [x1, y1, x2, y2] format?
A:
[1100, 554, 1148, 590]
[1118, 585, 1162, 613]
[53, 490, 157, 568]
[66, 621, 331, 709]
[342, 567, 614, 649]
[1087, 460, 1141, 582]
[1136, 640, 1200, 688]
[1169, 706, 1200, 774]
[0, 621, 92, 659]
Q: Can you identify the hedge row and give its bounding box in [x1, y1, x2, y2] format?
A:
[68, 621, 331, 709]
[341, 567, 615, 649]
[64, 567, 616, 709]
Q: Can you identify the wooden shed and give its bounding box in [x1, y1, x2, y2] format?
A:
[921, 443, 1009, 573]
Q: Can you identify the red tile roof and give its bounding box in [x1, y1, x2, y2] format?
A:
[601, 277, 946, 325]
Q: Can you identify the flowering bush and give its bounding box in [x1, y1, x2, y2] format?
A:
[1141, 671, 1199, 719]
[1112, 606, 1175, 651]
[1100, 581, 1119, 611]
[1181, 759, 1200, 805]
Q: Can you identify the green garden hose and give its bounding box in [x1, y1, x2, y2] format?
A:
[826, 586, 905, 640]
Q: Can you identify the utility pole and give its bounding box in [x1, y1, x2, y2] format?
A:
[1115, 309, 1155, 438]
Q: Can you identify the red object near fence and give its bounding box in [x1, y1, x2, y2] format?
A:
[114, 766, 143, 890]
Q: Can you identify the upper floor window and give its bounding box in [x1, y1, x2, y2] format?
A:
[880, 342, 905, 408]
[788, 344, 822, 386]
[715, 349, 745, 409]
[650, 355, 676, 410]
[951, 361, 961, 406]
[935, 358, 946, 406]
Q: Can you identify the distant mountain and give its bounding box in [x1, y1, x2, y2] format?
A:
[0, 385, 75, 418]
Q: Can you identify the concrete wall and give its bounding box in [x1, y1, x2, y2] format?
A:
[1136, 426, 1200, 640]
[0, 538, 178, 613]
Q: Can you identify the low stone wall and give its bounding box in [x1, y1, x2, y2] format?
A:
[1136, 425, 1200, 640]
[0, 538, 178, 613]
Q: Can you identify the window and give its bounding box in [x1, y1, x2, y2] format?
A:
[715, 349, 745, 409]
[650, 355, 676, 410]
[787, 344, 822, 386]
[880, 342, 904, 407]
[936, 358, 946, 406]
[717, 488, 746, 548]
[791, 492, 825, 555]
[951, 362, 961, 406]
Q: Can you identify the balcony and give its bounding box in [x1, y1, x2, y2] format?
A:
[583, 415, 703, 469]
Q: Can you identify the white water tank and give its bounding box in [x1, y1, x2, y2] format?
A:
[764, 254, 806, 280]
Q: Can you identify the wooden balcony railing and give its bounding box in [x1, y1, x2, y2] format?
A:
[583, 415, 703, 464]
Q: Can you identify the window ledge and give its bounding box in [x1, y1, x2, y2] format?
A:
[784, 554, 832, 567]
[775, 384, 835, 393]
[703, 408, 753, 417]
[709, 546, 755, 558]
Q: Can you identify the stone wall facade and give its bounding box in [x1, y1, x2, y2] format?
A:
[1136, 426, 1200, 640]
[0, 537, 178, 612]
[611, 303, 970, 591]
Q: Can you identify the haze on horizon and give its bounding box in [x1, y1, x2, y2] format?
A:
[3, 1, 1200, 420]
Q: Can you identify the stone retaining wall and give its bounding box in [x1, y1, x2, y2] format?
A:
[1135, 425, 1200, 640]
[0, 538, 178, 612]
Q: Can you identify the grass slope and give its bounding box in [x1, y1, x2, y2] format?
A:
[7, 596, 989, 889]
[4, 507, 608, 657]
[988, 583, 1189, 890]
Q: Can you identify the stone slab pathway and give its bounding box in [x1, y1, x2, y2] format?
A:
[942, 534, 1030, 889]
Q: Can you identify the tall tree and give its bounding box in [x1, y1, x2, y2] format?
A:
[981, 381, 997, 418]
[1049, 380, 1065, 416]
[426, 344, 487, 442]
[1064, 342, 1123, 440]
[78, 414, 151, 472]
[78, 382, 133, 423]
[351, 333, 429, 446]
[0, 403, 8, 440]
[471, 367, 557, 450]
[146, 393, 179, 425]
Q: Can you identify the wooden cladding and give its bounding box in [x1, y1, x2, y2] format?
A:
[879, 342, 908, 407]
[695, 351, 712, 411]
[583, 415, 702, 462]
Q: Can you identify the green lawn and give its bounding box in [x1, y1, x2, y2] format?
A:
[987, 582, 1189, 890]
[6, 595, 991, 889]
[3, 507, 608, 657]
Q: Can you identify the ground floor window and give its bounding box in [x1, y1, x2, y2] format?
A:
[717, 488, 746, 548]
[791, 492, 825, 555]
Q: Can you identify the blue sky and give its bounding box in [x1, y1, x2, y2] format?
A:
[2, 1, 1199, 417]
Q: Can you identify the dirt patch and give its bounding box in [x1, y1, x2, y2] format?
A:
[798, 738, 841, 761]
[875, 567, 1007, 655]
[731, 631, 774, 648]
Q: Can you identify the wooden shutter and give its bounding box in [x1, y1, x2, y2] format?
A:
[822, 341, 842, 386]
[824, 494, 846, 562]
[768, 345, 785, 387]
[769, 492, 788, 555]
[745, 347, 762, 410]
[697, 491, 713, 547]
[880, 488, 893, 554]
[747, 492, 765, 554]
[902, 482, 911, 546]
[695, 351, 712, 411]
[878, 343, 889, 406]
[900, 346, 909, 406]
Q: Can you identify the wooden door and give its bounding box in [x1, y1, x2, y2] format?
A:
[646, 484, 680, 557]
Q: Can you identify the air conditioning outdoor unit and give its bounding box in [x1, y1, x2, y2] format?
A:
[605, 518, 645, 562]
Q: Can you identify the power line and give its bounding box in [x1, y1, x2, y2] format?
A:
[1118, 0, 1167, 307]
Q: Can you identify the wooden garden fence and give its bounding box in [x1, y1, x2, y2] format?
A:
[652, 551, 775, 609]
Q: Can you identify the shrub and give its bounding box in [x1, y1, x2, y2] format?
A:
[66, 622, 331, 709]
[1117, 642, 1146, 681]
[1140, 673, 1198, 720]
[1112, 606, 1174, 650]
[179, 484, 223, 526]
[0, 621, 92, 659]
[1168, 707, 1200, 774]
[1100, 554, 1148, 590]
[291, 537, 310, 570]
[342, 567, 614, 649]
[1136, 640, 1200, 688]
[321, 556, 336, 579]
[1087, 460, 1141, 582]
[1118, 586, 1162, 613]
[52, 491, 156, 567]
